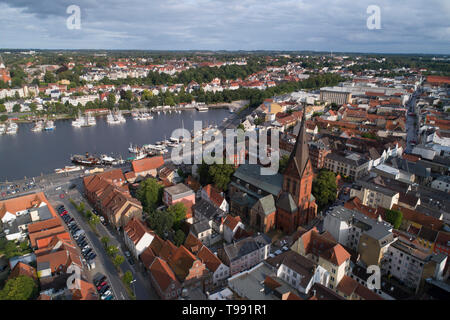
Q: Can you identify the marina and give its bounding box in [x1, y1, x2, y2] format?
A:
[0, 108, 230, 181]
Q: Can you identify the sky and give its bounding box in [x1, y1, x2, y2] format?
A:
[0, 0, 449, 54]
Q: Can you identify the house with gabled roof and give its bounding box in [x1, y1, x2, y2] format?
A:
[149, 257, 182, 300]
[184, 233, 230, 287]
[291, 226, 351, 291]
[123, 217, 155, 259]
[201, 184, 229, 213]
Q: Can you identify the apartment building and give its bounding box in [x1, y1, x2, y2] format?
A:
[324, 206, 395, 266]
[350, 180, 400, 209]
[381, 237, 447, 293]
[324, 152, 371, 180]
[218, 234, 271, 275]
[320, 87, 352, 105]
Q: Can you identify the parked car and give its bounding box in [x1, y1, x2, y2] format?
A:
[101, 290, 112, 300]
[99, 286, 110, 295]
[79, 241, 88, 248]
[97, 281, 108, 290]
[124, 251, 131, 258]
[274, 250, 282, 255]
[104, 294, 114, 301]
[87, 252, 97, 260]
[128, 258, 135, 266]
[94, 275, 106, 287]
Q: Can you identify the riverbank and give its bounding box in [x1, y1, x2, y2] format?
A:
[0, 101, 245, 124]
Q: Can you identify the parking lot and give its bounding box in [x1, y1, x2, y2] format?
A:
[0, 180, 39, 198]
[48, 192, 131, 300]
[48, 184, 158, 300]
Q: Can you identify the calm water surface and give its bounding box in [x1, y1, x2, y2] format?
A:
[0, 109, 230, 181]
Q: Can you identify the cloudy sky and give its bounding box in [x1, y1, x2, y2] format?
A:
[0, 0, 449, 54]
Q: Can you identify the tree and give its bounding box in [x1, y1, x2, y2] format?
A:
[89, 214, 100, 228]
[312, 169, 337, 211]
[106, 245, 119, 257]
[0, 115, 7, 122]
[0, 104, 6, 113]
[123, 270, 133, 285]
[101, 236, 110, 248]
[136, 178, 164, 211]
[0, 276, 37, 300]
[167, 203, 187, 230]
[113, 255, 125, 268]
[106, 93, 116, 109]
[147, 210, 173, 238]
[278, 155, 290, 173]
[13, 104, 20, 113]
[198, 162, 236, 191]
[237, 123, 245, 131]
[385, 209, 403, 229]
[173, 230, 186, 246]
[44, 71, 56, 84]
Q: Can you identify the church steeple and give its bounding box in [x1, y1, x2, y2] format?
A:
[287, 105, 310, 178]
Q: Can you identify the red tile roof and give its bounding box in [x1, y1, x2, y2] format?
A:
[8, 262, 37, 281]
[150, 257, 179, 291]
[27, 217, 62, 234]
[223, 215, 241, 231]
[124, 217, 152, 245]
[203, 184, 225, 208]
[132, 156, 164, 174]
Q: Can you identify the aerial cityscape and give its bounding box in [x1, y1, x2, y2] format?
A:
[0, 0, 449, 305]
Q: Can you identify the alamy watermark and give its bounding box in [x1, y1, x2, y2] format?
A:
[66, 5, 81, 30]
[170, 121, 280, 175]
[66, 264, 82, 290]
[366, 5, 381, 30]
[366, 265, 381, 290]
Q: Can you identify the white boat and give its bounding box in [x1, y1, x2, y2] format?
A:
[87, 113, 96, 126]
[31, 120, 44, 132]
[44, 120, 55, 131]
[116, 110, 126, 123]
[0, 123, 6, 134]
[55, 166, 84, 174]
[72, 112, 85, 127]
[128, 143, 140, 153]
[6, 122, 18, 135]
[196, 104, 208, 112]
[100, 154, 116, 165]
[134, 151, 147, 160]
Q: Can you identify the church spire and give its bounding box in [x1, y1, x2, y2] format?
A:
[288, 105, 310, 177]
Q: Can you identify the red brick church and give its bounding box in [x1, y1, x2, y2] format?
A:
[229, 108, 318, 235]
[275, 111, 318, 234]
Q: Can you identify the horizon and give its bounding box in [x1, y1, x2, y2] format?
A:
[1, 49, 449, 56]
[0, 0, 449, 54]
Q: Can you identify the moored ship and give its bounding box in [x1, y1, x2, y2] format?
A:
[71, 152, 101, 166]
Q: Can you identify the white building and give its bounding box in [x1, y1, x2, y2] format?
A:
[431, 176, 450, 193]
[123, 217, 154, 259]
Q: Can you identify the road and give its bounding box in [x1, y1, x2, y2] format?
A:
[405, 85, 422, 154]
[58, 186, 159, 300]
[47, 190, 131, 300]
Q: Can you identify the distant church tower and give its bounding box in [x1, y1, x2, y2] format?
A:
[276, 106, 317, 234]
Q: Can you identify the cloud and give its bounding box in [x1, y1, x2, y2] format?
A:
[0, 0, 448, 53]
